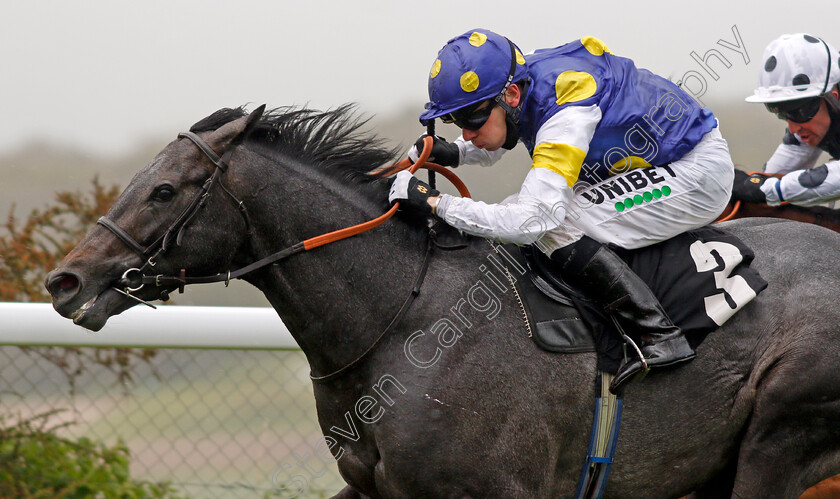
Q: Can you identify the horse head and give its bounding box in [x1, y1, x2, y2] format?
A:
[44, 103, 415, 374]
[45, 107, 265, 331]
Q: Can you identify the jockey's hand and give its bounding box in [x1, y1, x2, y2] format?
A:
[408, 134, 460, 167]
[388, 170, 440, 216]
[731, 169, 769, 204]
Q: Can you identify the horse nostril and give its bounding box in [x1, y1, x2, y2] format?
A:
[58, 275, 78, 290]
[48, 272, 81, 297]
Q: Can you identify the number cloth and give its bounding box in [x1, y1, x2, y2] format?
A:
[575, 226, 768, 373]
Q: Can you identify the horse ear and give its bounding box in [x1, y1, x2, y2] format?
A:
[207, 104, 267, 152]
[240, 104, 266, 142]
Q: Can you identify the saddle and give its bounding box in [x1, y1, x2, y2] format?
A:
[429, 221, 602, 361]
[431, 221, 768, 374]
[496, 243, 627, 372]
[502, 244, 596, 353]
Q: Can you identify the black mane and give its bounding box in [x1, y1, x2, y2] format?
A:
[190, 104, 400, 187]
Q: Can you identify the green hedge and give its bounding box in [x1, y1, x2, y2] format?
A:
[0, 410, 181, 498]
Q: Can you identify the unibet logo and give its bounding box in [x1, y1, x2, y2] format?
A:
[614, 185, 671, 212]
[579, 164, 677, 206]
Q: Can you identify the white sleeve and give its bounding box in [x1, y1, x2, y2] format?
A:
[762, 159, 840, 206]
[434, 104, 601, 245]
[763, 130, 822, 174]
[435, 167, 574, 245]
[455, 136, 507, 166]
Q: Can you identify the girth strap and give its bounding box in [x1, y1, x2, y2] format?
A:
[574, 372, 624, 499]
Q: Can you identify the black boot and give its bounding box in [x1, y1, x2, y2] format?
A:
[551, 236, 695, 393]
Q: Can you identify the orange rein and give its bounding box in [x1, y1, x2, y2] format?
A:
[716, 200, 741, 222]
[302, 136, 471, 251]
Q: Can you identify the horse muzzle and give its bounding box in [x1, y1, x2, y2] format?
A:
[45, 267, 144, 331]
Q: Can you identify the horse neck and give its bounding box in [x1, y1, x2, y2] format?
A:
[232, 149, 428, 376]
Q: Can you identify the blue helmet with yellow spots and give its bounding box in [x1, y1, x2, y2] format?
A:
[419, 29, 529, 123]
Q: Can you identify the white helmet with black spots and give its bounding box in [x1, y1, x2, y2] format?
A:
[746, 33, 840, 103]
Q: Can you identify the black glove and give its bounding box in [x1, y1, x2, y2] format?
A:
[410, 134, 460, 167]
[731, 169, 769, 204]
[388, 170, 441, 216]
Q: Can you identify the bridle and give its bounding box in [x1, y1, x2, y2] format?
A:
[97, 128, 469, 381]
[100, 131, 469, 305]
[97, 131, 253, 307]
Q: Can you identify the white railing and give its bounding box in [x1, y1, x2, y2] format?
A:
[0, 303, 344, 497]
[0, 302, 298, 349]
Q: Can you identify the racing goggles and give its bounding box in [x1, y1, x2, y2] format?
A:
[765, 97, 823, 123]
[440, 99, 496, 130]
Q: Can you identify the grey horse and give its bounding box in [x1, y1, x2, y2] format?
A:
[45, 105, 840, 498]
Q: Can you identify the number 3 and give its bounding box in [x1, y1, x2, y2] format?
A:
[689, 240, 757, 326]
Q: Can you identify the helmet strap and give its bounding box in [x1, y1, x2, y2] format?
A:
[492, 39, 528, 124]
[494, 39, 519, 102]
[497, 98, 521, 123]
[820, 38, 834, 96]
[499, 79, 529, 149]
[502, 113, 520, 150]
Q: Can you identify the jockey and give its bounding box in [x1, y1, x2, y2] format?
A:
[733, 33, 840, 206]
[388, 29, 734, 392]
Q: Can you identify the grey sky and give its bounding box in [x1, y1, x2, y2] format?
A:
[1, 0, 836, 155]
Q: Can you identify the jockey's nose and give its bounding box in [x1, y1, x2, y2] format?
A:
[787, 120, 803, 134]
[462, 128, 478, 142]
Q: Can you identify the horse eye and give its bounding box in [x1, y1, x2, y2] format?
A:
[152, 185, 175, 202]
